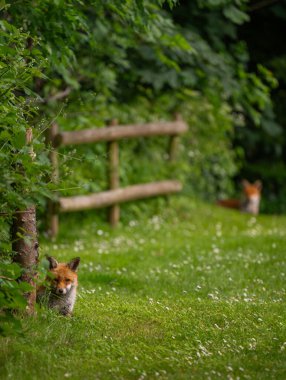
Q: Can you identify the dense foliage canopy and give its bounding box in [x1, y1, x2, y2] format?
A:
[1, 0, 280, 214]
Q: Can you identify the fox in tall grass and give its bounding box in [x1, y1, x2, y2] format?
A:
[37, 256, 80, 316]
[217, 180, 262, 215]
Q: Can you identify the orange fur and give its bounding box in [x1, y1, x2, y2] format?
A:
[217, 199, 241, 209]
[217, 180, 262, 215]
[37, 256, 80, 316]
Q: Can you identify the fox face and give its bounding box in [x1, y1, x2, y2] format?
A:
[47, 256, 80, 296]
[241, 180, 262, 215]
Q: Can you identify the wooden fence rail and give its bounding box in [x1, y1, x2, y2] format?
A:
[53, 120, 187, 147]
[59, 181, 182, 213]
[47, 115, 187, 237]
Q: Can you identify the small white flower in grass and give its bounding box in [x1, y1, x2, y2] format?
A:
[138, 372, 146, 380]
[247, 217, 256, 226]
[248, 338, 256, 350]
[64, 373, 72, 378]
[97, 229, 104, 236]
[134, 356, 139, 361]
[208, 293, 219, 300]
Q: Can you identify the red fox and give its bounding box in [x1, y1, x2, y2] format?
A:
[217, 180, 262, 215]
[37, 256, 80, 316]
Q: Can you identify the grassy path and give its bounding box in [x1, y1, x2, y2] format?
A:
[1, 198, 286, 379]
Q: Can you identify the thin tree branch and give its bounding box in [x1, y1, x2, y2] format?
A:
[26, 87, 72, 104]
[0, 275, 15, 281]
[249, 0, 280, 12]
[46, 87, 72, 102]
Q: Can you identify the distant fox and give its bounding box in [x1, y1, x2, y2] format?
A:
[37, 256, 80, 316]
[217, 180, 262, 215]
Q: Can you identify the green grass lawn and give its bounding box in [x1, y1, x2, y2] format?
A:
[1, 197, 286, 379]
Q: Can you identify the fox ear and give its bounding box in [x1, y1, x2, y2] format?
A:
[47, 256, 58, 269]
[242, 179, 250, 188]
[254, 180, 262, 190]
[67, 257, 80, 272]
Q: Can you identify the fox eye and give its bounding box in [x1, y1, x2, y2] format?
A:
[65, 279, 71, 283]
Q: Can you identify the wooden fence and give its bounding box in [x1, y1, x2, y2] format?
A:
[47, 115, 188, 237]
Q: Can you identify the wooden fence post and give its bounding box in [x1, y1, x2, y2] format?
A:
[168, 113, 182, 161]
[12, 128, 39, 314]
[47, 123, 59, 238]
[107, 120, 120, 226]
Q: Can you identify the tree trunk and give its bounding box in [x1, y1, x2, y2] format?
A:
[12, 207, 39, 313]
[11, 128, 39, 314]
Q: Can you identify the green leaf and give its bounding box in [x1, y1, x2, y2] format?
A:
[223, 5, 249, 25]
[11, 130, 26, 149]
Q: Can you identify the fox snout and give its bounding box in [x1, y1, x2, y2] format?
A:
[54, 282, 72, 295]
